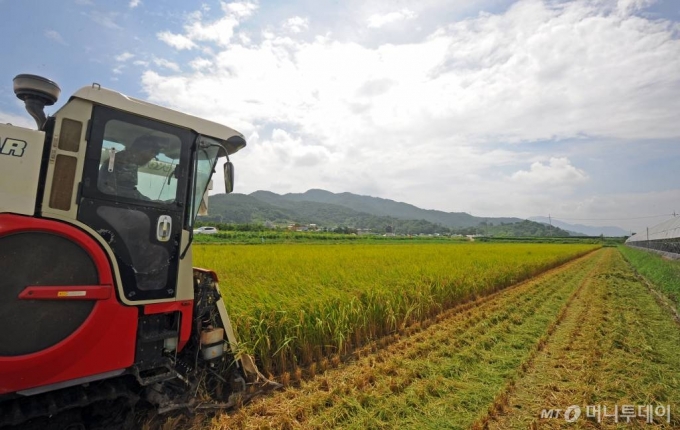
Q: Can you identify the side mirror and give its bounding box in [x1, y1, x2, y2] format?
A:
[224, 161, 234, 194]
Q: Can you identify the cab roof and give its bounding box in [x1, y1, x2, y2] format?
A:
[68, 85, 246, 155]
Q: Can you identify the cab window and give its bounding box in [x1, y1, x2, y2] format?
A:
[97, 119, 182, 203]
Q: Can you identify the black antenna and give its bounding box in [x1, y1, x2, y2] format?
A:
[13, 74, 61, 130]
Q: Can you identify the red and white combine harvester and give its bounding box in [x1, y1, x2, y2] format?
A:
[0, 74, 271, 429]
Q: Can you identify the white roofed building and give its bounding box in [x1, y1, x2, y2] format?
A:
[626, 217, 680, 255]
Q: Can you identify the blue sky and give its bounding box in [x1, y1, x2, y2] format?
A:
[1, 0, 679, 233]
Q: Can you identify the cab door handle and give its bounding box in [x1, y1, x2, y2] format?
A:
[157, 215, 172, 242]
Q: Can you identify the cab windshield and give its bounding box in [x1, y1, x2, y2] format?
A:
[188, 136, 222, 227]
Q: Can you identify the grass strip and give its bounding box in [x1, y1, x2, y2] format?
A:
[619, 245, 680, 311]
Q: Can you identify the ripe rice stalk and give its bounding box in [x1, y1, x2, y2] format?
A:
[195, 243, 598, 375]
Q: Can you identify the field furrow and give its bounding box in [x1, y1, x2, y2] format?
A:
[193, 248, 605, 429]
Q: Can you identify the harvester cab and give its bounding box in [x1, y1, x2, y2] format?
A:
[0, 75, 268, 428]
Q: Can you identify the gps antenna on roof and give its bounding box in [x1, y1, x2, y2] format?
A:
[13, 74, 61, 130]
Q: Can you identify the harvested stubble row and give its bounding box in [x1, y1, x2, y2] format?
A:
[484, 248, 680, 429]
[194, 243, 597, 376]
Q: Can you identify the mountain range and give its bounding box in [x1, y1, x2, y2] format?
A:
[249, 189, 523, 228]
[203, 189, 603, 236]
[529, 216, 629, 237]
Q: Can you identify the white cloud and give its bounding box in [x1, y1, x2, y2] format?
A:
[511, 157, 589, 186]
[268, 128, 331, 167]
[146, 0, 680, 144]
[158, 3, 258, 50]
[88, 11, 122, 30]
[129, 0, 141, 8]
[158, 31, 198, 50]
[45, 30, 67, 45]
[223, 1, 258, 19]
[617, 0, 657, 15]
[116, 52, 135, 62]
[190, 57, 213, 70]
[184, 14, 240, 47]
[367, 9, 417, 28]
[152, 57, 180, 71]
[283, 16, 309, 33]
[238, 33, 252, 45]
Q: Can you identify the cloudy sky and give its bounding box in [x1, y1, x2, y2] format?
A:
[1, 0, 679, 233]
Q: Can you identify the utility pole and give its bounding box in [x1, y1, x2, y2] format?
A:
[647, 226, 650, 250]
[548, 214, 552, 237]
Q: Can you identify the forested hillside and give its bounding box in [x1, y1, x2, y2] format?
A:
[203, 191, 572, 236]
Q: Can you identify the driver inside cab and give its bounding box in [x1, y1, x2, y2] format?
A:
[98, 135, 163, 201]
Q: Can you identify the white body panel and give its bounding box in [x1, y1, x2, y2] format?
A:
[0, 124, 45, 215]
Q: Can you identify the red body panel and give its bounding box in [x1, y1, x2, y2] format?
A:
[0, 214, 138, 395]
[144, 301, 193, 351]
